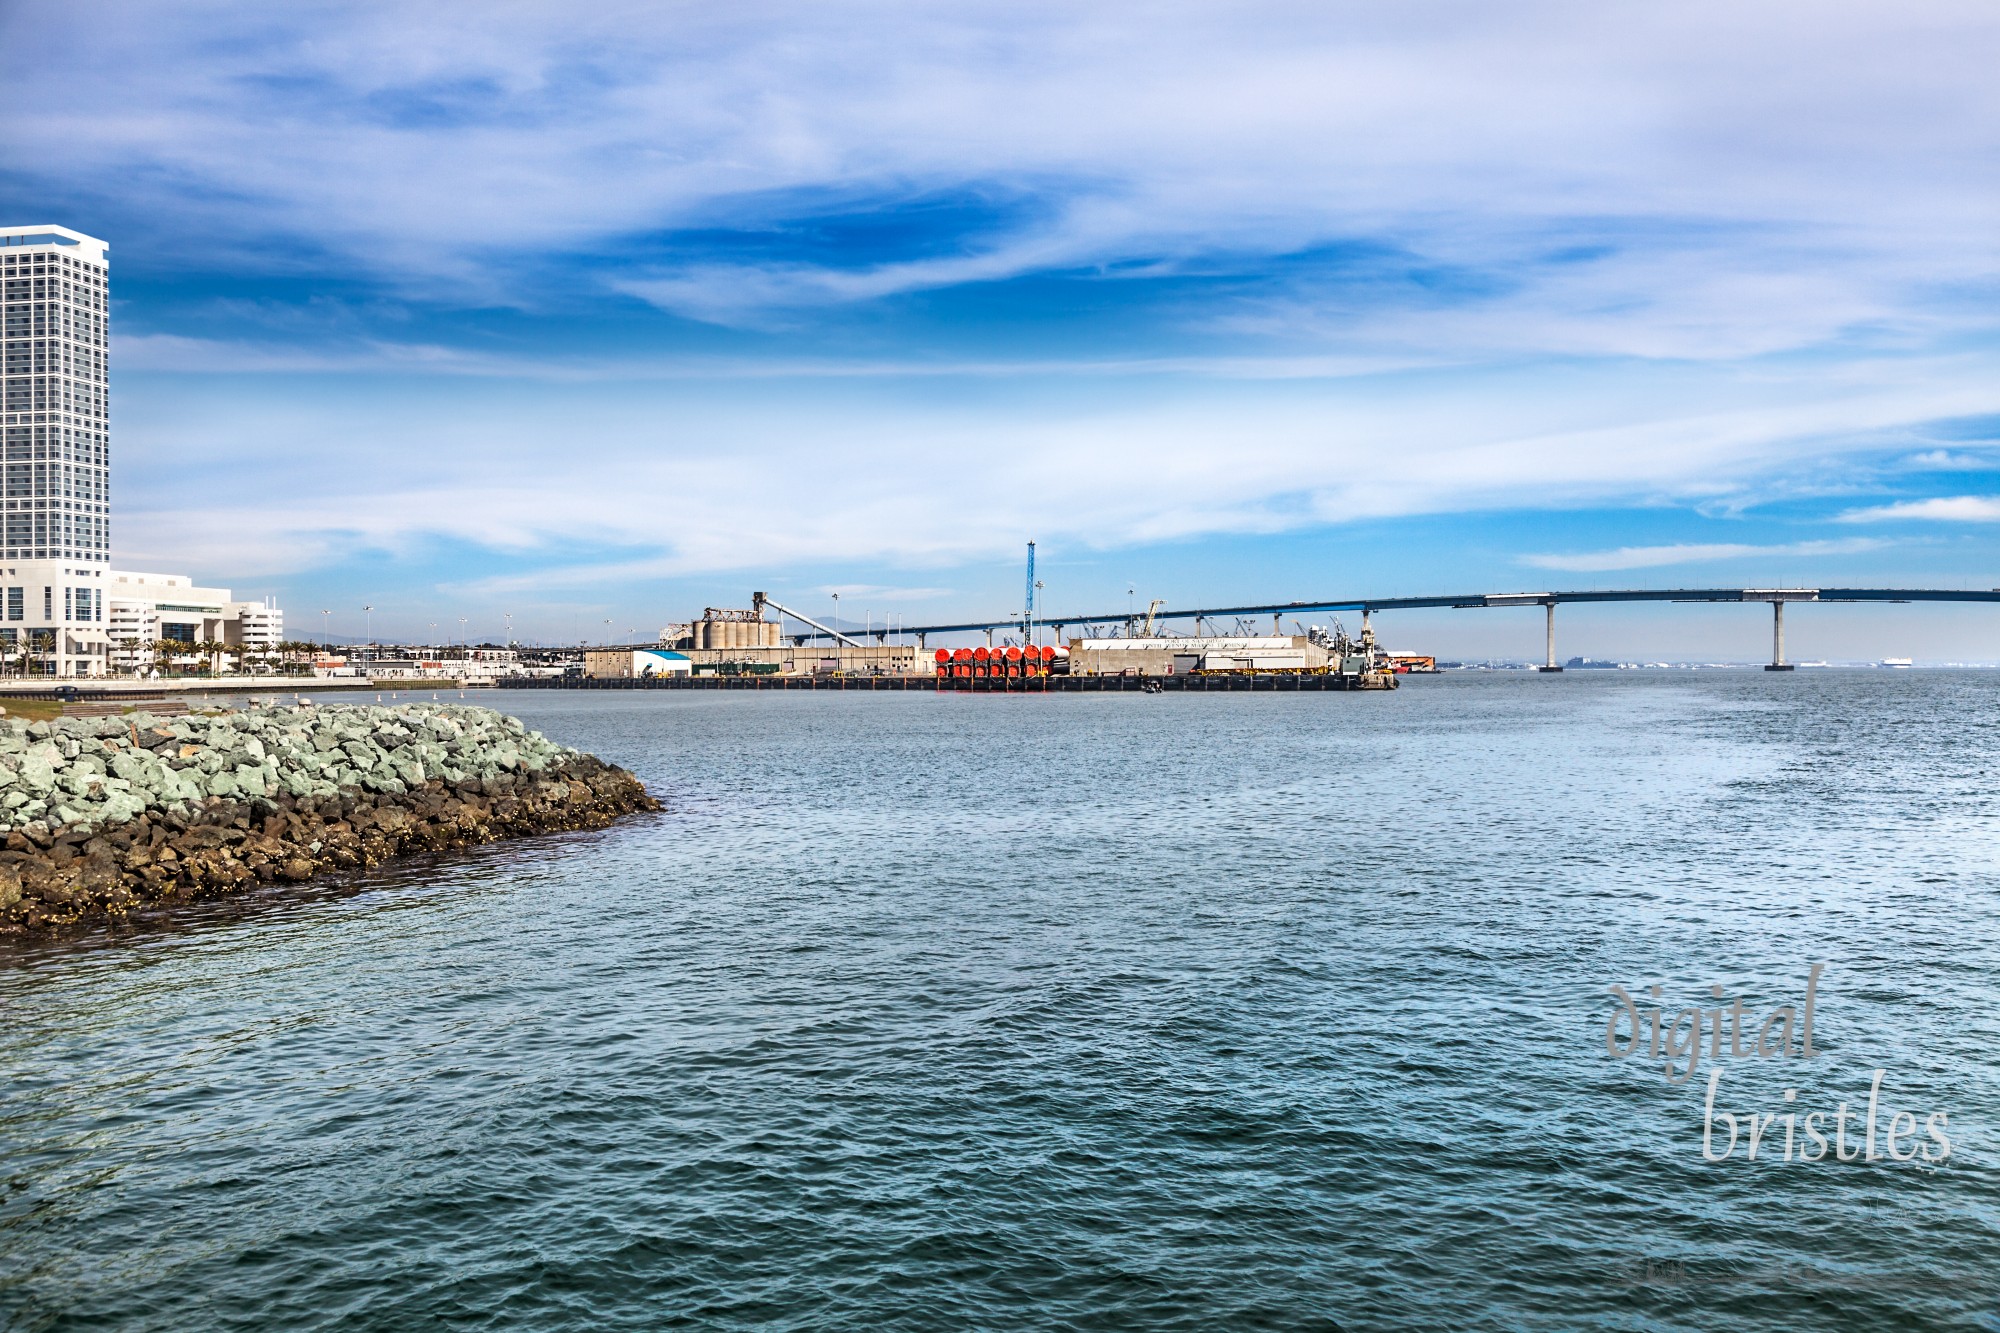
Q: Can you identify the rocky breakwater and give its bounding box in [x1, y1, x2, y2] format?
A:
[0, 702, 659, 933]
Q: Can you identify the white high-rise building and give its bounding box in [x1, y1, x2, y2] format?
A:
[2, 224, 281, 677]
[0, 225, 110, 676]
[2, 225, 109, 563]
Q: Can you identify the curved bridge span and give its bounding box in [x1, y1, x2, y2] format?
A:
[864, 587, 2000, 671]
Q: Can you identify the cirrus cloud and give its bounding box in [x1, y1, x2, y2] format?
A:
[1839, 496, 2000, 523]
[1520, 538, 1890, 572]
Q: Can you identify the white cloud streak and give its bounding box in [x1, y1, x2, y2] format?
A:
[1520, 538, 1889, 573]
[1902, 450, 1995, 471]
[1839, 496, 2000, 523]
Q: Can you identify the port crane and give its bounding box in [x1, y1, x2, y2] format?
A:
[1022, 541, 1036, 647]
[753, 592, 862, 648]
[1122, 599, 1166, 637]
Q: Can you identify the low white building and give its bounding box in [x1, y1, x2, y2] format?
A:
[102, 569, 283, 676]
[0, 558, 113, 677]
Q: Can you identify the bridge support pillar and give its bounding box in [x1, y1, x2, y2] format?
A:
[917, 632, 926, 650]
[1538, 601, 1563, 672]
[1273, 613, 1283, 635]
[1765, 601, 1795, 671]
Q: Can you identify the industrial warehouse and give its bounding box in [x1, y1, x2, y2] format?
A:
[576, 593, 1401, 691]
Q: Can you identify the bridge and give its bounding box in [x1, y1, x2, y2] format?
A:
[807, 587, 2000, 672]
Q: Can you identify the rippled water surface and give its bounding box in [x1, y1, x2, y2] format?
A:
[3, 673, 1998, 1331]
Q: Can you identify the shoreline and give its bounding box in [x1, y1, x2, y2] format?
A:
[0, 702, 660, 935]
[0, 678, 497, 698]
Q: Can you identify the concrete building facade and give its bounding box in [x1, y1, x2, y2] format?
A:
[585, 640, 920, 678]
[584, 649, 694, 679]
[0, 559, 111, 676]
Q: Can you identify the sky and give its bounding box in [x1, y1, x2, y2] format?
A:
[4, 1, 1999, 658]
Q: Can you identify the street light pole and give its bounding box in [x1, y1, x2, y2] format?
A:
[362, 606, 372, 671]
[831, 592, 840, 674]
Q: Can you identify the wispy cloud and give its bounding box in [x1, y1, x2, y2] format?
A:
[113, 331, 1434, 382]
[818, 585, 955, 601]
[1838, 496, 2000, 523]
[1902, 449, 1994, 471]
[1520, 538, 1889, 572]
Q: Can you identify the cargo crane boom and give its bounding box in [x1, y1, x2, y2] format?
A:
[753, 591, 862, 648]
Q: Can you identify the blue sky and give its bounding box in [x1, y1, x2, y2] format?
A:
[5, 2, 1999, 656]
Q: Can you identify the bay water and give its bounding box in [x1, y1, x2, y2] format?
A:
[2, 673, 1996, 1330]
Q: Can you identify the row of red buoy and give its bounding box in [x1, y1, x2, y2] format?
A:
[934, 645, 1060, 679]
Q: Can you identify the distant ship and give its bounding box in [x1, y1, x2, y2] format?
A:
[1881, 657, 1913, 669]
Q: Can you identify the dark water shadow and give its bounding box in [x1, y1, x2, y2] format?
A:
[0, 810, 664, 970]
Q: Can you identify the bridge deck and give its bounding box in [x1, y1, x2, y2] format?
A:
[829, 587, 2000, 641]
